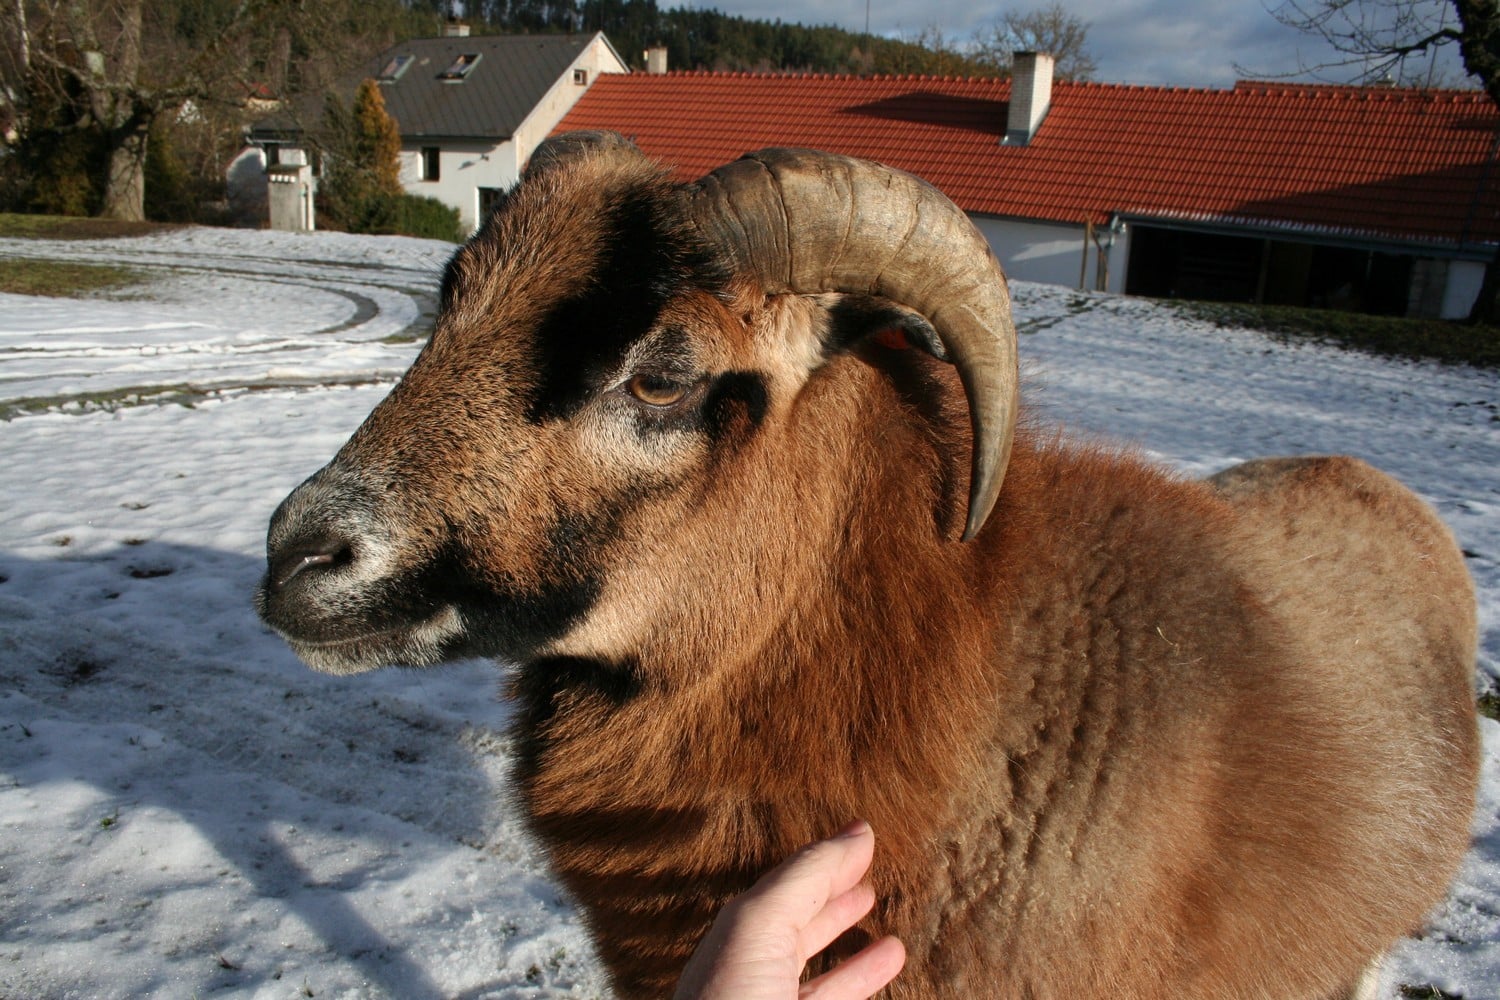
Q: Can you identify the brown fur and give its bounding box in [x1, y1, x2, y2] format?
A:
[258, 149, 1481, 999]
[517, 378, 1479, 998]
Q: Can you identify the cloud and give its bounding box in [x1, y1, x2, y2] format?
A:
[688, 0, 1473, 88]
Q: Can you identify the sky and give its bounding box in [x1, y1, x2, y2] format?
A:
[687, 0, 1476, 88]
[1, 224, 1497, 998]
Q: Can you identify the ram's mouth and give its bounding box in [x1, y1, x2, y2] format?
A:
[277, 605, 465, 675]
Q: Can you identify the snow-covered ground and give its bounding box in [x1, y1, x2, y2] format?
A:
[0, 226, 1496, 999]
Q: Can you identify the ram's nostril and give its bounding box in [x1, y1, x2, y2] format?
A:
[270, 537, 354, 591]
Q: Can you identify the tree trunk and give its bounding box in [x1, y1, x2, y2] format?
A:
[96, 0, 145, 220]
[99, 116, 149, 221]
[2, 0, 30, 134]
[10, 0, 29, 74]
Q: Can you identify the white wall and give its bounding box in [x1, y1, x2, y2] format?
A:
[399, 35, 629, 233]
[512, 37, 628, 175]
[267, 164, 316, 232]
[1443, 259, 1486, 319]
[972, 213, 1488, 320]
[399, 141, 515, 232]
[970, 215, 1129, 294]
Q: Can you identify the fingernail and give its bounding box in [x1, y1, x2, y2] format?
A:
[837, 819, 872, 839]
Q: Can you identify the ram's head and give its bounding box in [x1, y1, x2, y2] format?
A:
[257, 132, 1017, 675]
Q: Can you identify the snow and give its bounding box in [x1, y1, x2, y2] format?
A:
[0, 226, 1497, 999]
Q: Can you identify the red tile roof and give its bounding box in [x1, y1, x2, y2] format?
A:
[555, 72, 1500, 247]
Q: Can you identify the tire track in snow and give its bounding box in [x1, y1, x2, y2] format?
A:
[0, 232, 446, 417]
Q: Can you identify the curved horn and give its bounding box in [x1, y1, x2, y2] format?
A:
[682, 149, 1018, 542]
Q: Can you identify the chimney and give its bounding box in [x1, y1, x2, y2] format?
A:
[1005, 51, 1054, 145]
[645, 46, 669, 74]
[443, 16, 470, 38]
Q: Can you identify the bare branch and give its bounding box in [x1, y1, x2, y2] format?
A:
[972, 3, 1097, 81]
[1235, 0, 1492, 90]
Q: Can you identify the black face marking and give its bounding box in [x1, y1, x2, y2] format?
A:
[634, 325, 696, 375]
[527, 189, 726, 424]
[512, 654, 644, 728]
[530, 290, 661, 424]
[445, 574, 602, 664]
[510, 653, 646, 780]
[463, 504, 629, 655]
[702, 371, 769, 444]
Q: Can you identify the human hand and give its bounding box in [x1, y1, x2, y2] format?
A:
[673, 819, 906, 1000]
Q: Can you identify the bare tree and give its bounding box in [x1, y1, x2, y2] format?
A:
[2, 0, 268, 219]
[972, 4, 1097, 81]
[7, 0, 27, 78]
[0, 0, 29, 137]
[0, 0, 375, 220]
[893, 23, 981, 76]
[1259, 1, 1498, 98]
[1264, 1, 1500, 321]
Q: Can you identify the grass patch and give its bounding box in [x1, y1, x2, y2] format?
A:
[0, 211, 177, 240]
[1176, 300, 1500, 369]
[1478, 689, 1500, 722]
[0, 257, 149, 298]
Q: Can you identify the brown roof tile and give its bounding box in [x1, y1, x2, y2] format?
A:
[555, 72, 1500, 246]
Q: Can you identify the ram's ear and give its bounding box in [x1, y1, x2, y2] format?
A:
[806, 291, 971, 543]
[811, 293, 950, 362]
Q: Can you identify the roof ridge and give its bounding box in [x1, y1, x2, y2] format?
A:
[1232, 78, 1487, 101]
[1058, 80, 1226, 94]
[622, 68, 1485, 102]
[630, 68, 1013, 85]
[387, 33, 591, 45]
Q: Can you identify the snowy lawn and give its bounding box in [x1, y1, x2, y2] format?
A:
[0, 227, 1496, 999]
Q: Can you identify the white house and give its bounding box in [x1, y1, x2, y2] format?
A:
[248, 29, 628, 233]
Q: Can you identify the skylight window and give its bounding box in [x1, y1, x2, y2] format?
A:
[378, 53, 414, 82]
[438, 53, 481, 81]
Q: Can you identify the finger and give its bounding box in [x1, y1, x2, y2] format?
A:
[798, 882, 875, 959]
[798, 935, 907, 1000]
[737, 820, 876, 930]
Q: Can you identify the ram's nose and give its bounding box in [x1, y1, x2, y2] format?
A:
[259, 465, 381, 613]
[266, 532, 354, 594]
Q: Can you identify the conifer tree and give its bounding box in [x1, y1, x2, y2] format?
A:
[353, 79, 403, 201]
[319, 78, 404, 233]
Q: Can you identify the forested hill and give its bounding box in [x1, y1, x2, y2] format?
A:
[457, 0, 999, 76]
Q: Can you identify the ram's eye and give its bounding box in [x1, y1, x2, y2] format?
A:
[626, 373, 689, 407]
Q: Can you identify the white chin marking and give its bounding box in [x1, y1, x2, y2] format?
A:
[290, 605, 464, 675]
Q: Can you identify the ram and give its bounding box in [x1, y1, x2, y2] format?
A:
[257, 132, 1479, 999]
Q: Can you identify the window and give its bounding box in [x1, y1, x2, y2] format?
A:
[264, 143, 281, 167]
[573, 68, 588, 86]
[378, 54, 414, 82]
[478, 186, 506, 221]
[420, 147, 441, 182]
[438, 53, 480, 80]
